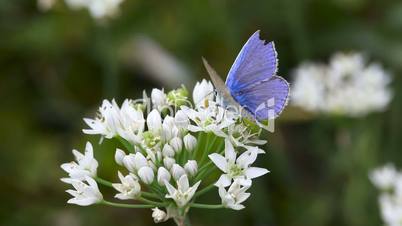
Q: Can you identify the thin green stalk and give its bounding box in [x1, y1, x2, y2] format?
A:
[101, 200, 154, 209]
[194, 183, 215, 198]
[138, 197, 167, 207]
[199, 133, 216, 165]
[141, 191, 161, 200]
[95, 177, 113, 187]
[190, 203, 223, 209]
[116, 136, 135, 153]
[192, 132, 205, 159]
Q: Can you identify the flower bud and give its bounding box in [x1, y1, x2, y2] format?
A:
[171, 164, 186, 181]
[163, 115, 175, 128]
[157, 167, 171, 186]
[147, 109, 162, 134]
[193, 79, 214, 107]
[183, 134, 197, 151]
[138, 166, 154, 184]
[162, 144, 175, 158]
[175, 110, 189, 129]
[134, 152, 148, 170]
[162, 124, 172, 141]
[184, 160, 198, 177]
[151, 89, 166, 109]
[115, 148, 126, 165]
[163, 157, 175, 169]
[122, 154, 136, 172]
[169, 137, 182, 153]
[152, 207, 167, 223]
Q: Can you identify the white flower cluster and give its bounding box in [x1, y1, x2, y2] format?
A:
[370, 164, 402, 226]
[291, 52, 392, 117]
[38, 0, 125, 19]
[61, 80, 271, 224]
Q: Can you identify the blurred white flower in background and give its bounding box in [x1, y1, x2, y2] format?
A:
[370, 164, 402, 226]
[38, 0, 125, 19]
[291, 52, 392, 117]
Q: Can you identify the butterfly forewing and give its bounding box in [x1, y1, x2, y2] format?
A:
[225, 30, 278, 93]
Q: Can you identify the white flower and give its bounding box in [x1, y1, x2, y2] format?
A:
[151, 207, 167, 223]
[162, 144, 175, 158]
[169, 137, 183, 153]
[157, 167, 171, 186]
[61, 142, 98, 180]
[65, 0, 124, 20]
[171, 164, 186, 181]
[147, 109, 162, 135]
[112, 171, 141, 200]
[378, 194, 402, 226]
[218, 179, 251, 210]
[183, 134, 197, 151]
[209, 139, 268, 187]
[184, 160, 198, 177]
[151, 88, 168, 111]
[138, 166, 155, 184]
[119, 152, 148, 173]
[118, 100, 145, 144]
[61, 176, 103, 206]
[83, 99, 121, 138]
[174, 110, 189, 131]
[291, 52, 392, 116]
[192, 79, 214, 108]
[114, 148, 126, 165]
[165, 174, 201, 207]
[370, 164, 398, 190]
[163, 157, 176, 169]
[183, 105, 236, 137]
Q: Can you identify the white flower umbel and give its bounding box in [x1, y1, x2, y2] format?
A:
[61, 142, 98, 180]
[165, 174, 201, 207]
[370, 163, 398, 190]
[61, 176, 103, 206]
[112, 171, 141, 200]
[209, 139, 268, 187]
[218, 179, 251, 210]
[291, 52, 392, 117]
[370, 164, 402, 226]
[62, 80, 282, 225]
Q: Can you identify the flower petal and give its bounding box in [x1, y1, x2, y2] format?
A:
[224, 139, 236, 163]
[215, 174, 232, 187]
[208, 153, 228, 172]
[244, 167, 269, 179]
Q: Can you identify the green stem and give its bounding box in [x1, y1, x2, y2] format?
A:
[116, 136, 135, 153]
[199, 133, 216, 165]
[190, 203, 223, 209]
[194, 183, 215, 198]
[95, 177, 113, 187]
[141, 191, 161, 200]
[138, 197, 167, 207]
[101, 200, 154, 209]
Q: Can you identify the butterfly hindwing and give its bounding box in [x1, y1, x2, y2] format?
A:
[226, 30, 278, 93]
[233, 76, 289, 120]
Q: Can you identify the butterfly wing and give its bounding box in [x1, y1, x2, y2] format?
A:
[234, 76, 289, 120]
[226, 30, 278, 93]
[202, 58, 238, 107]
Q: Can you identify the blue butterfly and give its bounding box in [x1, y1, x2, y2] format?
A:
[202, 30, 289, 121]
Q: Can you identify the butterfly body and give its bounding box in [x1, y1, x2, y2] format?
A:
[203, 30, 289, 121]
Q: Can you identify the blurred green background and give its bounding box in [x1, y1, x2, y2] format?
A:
[1, 0, 402, 225]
